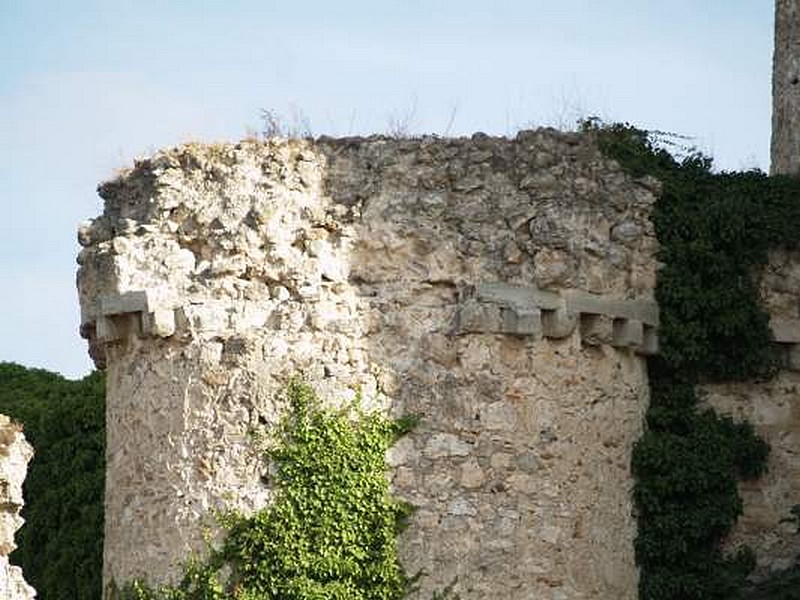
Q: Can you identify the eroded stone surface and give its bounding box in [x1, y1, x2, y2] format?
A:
[78, 130, 658, 599]
[772, 0, 800, 175]
[0, 416, 35, 600]
[703, 372, 800, 578]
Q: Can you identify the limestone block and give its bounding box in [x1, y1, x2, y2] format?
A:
[99, 291, 148, 316]
[770, 317, 800, 343]
[482, 401, 517, 430]
[641, 325, 659, 356]
[611, 220, 644, 245]
[564, 290, 659, 326]
[0, 559, 35, 600]
[612, 319, 644, 350]
[500, 306, 542, 337]
[541, 305, 579, 339]
[183, 303, 230, 334]
[141, 310, 176, 338]
[456, 300, 503, 334]
[474, 282, 561, 311]
[580, 314, 614, 346]
[0, 514, 22, 555]
[423, 434, 472, 458]
[96, 316, 127, 343]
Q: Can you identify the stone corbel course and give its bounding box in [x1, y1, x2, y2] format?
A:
[94, 289, 180, 343]
[769, 316, 800, 371]
[91, 283, 663, 357]
[456, 282, 660, 355]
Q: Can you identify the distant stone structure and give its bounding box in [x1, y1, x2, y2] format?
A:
[0, 416, 35, 600]
[78, 130, 661, 599]
[772, 0, 800, 174]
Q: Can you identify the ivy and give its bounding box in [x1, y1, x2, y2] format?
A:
[118, 380, 415, 600]
[585, 121, 800, 599]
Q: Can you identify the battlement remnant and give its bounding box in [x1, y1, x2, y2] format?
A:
[78, 130, 659, 599]
[772, 0, 800, 174]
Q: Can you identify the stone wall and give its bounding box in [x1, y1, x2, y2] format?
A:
[77, 130, 660, 599]
[701, 248, 800, 578]
[0, 415, 35, 600]
[772, 0, 800, 175]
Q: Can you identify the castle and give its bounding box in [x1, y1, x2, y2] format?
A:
[2, 2, 800, 599]
[77, 130, 658, 599]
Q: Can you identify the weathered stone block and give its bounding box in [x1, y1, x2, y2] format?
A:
[501, 306, 542, 337]
[541, 306, 579, 339]
[475, 282, 561, 311]
[580, 314, 614, 346]
[770, 317, 800, 343]
[141, 310, 176, 338]
[96, 315, 134, 342]
[612, 319, 644, 350]
[456, 300, 503, 334]
[99, 291, 148, 316]
[423, 433, 472, 458]
[0, 415, 35, 600]
[641, 325, 659, 355]
[564, 290, 659, 326]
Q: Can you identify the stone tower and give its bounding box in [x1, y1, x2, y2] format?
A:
[772, 0, 800, 174]
[78, 131, 660, 599]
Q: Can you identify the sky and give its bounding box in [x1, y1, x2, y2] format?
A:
[0, 1, 775, 379]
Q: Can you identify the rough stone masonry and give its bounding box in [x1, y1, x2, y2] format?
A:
[0, 415, 35, 600]
[77, 129, 661, 599]
[773, 0, 800, 175]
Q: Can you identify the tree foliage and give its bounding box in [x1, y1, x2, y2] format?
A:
[0, 362, 105, 600]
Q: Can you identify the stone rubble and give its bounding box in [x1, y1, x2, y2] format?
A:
[0, 416, 35, 600]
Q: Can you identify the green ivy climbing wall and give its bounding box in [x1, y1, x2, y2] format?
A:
[589, 121, 800, 599]
[118, 380, 416, 600]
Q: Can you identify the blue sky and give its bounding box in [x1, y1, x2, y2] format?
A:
[0, 1, 774, 378]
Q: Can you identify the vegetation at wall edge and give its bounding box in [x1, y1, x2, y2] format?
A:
[0, 362, 105, 600]
[587, 119, 800, 599]
[115, 380, 422, 600]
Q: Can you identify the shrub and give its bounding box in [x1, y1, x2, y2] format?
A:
[0, 362, 105, 600]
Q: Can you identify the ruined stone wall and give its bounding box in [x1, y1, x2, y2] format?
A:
[0, 415, 35, 600]
[77, 130, 660, 599]
[772, 0, 800, 175]
[702, 248, 800, 578]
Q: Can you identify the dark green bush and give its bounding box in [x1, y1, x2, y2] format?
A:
[0, 362, 105, 600]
